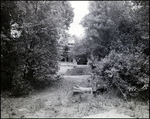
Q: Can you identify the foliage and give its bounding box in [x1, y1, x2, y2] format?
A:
[94, 50, 149, 101]
[11, 77, 33, 96]
[1, 1, 74, 96]
[1, 1, 23, 91]
[72, 1, 149, 101]
[71, 36, 90, 63]
[80, 1, 149, 58]
[1, 1, 22, 36]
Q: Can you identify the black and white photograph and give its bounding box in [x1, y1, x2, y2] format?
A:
[1, 1, 149, 118]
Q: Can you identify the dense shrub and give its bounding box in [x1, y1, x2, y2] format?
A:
[11, 78, 33, 97]
[94, 50, 149, 101]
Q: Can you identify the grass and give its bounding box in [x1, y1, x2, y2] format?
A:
[2, 75, 149, 118]
[1, 64, 149, 118]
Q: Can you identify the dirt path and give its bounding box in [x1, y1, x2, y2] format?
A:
[1, 63, 149, 118]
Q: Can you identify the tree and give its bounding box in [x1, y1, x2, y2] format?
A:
[79, 1, 149, 100]
[1, 1, 74, 96]
[1, 1, 24, 91]
[81, 1, 149, 58]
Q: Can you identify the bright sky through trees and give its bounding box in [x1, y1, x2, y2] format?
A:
[68, 1, 89, 37]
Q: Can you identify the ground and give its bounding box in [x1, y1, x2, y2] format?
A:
[1, 62, 149, 118]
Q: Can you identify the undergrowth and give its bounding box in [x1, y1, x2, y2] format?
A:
[93, 50, 149, 102]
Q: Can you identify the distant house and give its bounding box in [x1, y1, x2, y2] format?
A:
[68, 39, 75, 47]
[57, 35, 75, 62]
[58, 35, 88, 65]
